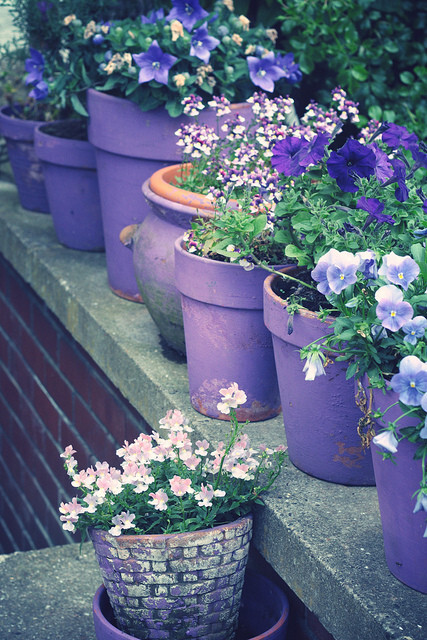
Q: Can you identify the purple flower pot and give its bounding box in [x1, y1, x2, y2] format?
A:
[370, 385, 427, 593]
[263, 270, 375, 485]
[0, 105, 50, 213]
[87, 89, 251, 302]
[174, 238, 281, 422]
[93, 569, 289, 640]
[34, 121, 104, 251]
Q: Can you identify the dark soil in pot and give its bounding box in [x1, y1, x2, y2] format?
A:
[39, 119, 88, 141]
[271, 266, 335, 314]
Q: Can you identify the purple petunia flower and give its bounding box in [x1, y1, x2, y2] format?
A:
[381, 122, 418, 151]
[390, 355, 427, 406]
[141, 8, 165, 24]
[25, 48, 45, 85]
[378, 252, 420, 290]
[375, 285, 414, 332]
[133, 41, 177, 86]
[416, 188, 427, 214]
[390, 158, 409, 203]
[366, 142, 393, 183]
[358, 196, 395, 230]
[326, 139, 376, 192]
[296, 133, 329, 168]
[275, 52, 302, 85]
[190, 24, 220, 64]
[166, 0, 208, 32]
[411, 144, 427, 170]
[325, 251, 360, 294]
[402, 316, 427, 345]
[271, 137, 308, 176]
[372, 431, 399, 454]
[247, 52, 287, 92]
[28, 80, 49, 101]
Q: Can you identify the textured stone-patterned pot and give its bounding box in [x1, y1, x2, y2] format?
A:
[174, 238, 282, 422]
[263, 269, 375, 485]
[89, 514, 253, 640]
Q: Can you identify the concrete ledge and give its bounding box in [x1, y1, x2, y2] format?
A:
[0, 181, 426, 640]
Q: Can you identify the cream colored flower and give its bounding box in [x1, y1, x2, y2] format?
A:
[231, 33, 243, 46]
[63, 14, 76, 26]
[223, 0, 234, 10]
[245, 44, 256, 55]
[266, 28, 278, 43]
[100, 24, 110, 34]
[170, 19, 184, 41]
[83, 21, 96, 39]
[238, 15, 250, 30]
[127, 30, 136, 39]
[173, 73, 186, 88]
[123, 53, 132, 67]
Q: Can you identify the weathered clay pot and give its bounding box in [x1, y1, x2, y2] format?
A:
[121, 164, 214, 354]
[263, 268, 375, 485]
[174, 237, 282, 422]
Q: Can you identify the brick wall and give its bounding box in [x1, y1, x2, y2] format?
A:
[0, 254, 335, 640]
[0, 253, 147, 554]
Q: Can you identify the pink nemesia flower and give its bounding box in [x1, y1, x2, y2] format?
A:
[217, 383, 247, 414]
[148, 489, 169, 511]
[230, 463, 250, 479]
[60, 445, 76, 458]
[194, 483, 215, 507]
[184, 455, 201, 470]
[169, 475, 194, 496]
[195, 439, 210, 456]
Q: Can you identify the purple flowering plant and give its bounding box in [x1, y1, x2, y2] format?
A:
[58, 384, 286, 538]
[59, 0, 302, 117]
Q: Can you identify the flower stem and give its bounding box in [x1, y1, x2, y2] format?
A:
[251, 257, 317, 291]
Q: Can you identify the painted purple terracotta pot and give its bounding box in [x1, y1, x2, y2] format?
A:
[174, 238, 281, 422]
[263, 270, 375, 485]
[87, 89, 251, 302]
[93, 569, 289, 640]
[89, 515, 253, 640]
[369, 385, 427, 593]
[34, 121, 104, 251]
[0, 106, 50, 212]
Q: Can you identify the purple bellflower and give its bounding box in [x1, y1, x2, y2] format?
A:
[247, 52, 286, 92]
[381, 123, 418, 151]
[327, 138, 376, 192]
[141, 8, 165, 24]
[28, 80, 49, 101]
[378, 252, 420, 290]
[390, 355, 427, 406]
[25, 48, 45, 85]
[372, 430, 399, 454]
[190, 24, 220, 64]
[275, 53, 302, 84]
[166, 0, 208, 32]
[402, 316, 427, 345]
[133, 41, 177, 86]
[375, 285, 414, 332]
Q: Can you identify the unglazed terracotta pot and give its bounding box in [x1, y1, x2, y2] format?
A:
[263, 269, 375, 485]
[93, 568, 289, 640]
[87, 89, 251, 302]
[89, 515, 253, 640]
[0, 105, 50, 213]
[121, 164, 215, 354]
[174, 238, 282, 422]
[34, 121, 104, 251]
[369, 385, 427, 593]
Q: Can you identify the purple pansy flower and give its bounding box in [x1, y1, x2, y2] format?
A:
[356, 250, 377, 280]
[190, 24, 220, 64]
[133, 41, 177, 86]
[378, 252, 420, 290]
[402, 316, 427, 345]
[275, 52, 302, 85]
[311, 248, 342, 296]
[326, 139, 376, 192]
[271, 137, 308, 176]
[358, 196, 395, 229]
[141, 8, 165, 24]
[375, 285, 414, 331]
[372, 431, 398, 454]
[390, 355, 427, 406]
[325, 251, 360, 294]
[381, 123, 418, 151]
[25, 48, 45, 85]
[247, 52, 287, 92]
[166, 0, 208, 32]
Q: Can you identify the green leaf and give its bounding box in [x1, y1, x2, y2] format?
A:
[70, 94, 89, 117]
[368, 105, 383, 121]
[383, 41, 400, 53]
[351, 64, 369, 82]
[400, 71, 415, 85]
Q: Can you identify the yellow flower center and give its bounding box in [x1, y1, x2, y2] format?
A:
[390, 310, 396, 317]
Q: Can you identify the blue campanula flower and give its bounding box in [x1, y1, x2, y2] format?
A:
[166, 0, 208, 32]
[402, 316, 427, 345]
[302, 346, 326, 381]
[375, 285, 413, 332]
[247, 52, 286, 92]
[378, 252, 420, 290]
[140, 8, 165, 24]
[372, 430, 399, 454]
[28, 80, 49, 101]
[326, 138, 376, 192]
[25, 47, 45, 85]
[190, 24, 220, 64]
[413, 492, 427, 513]
[390, 355, 427, 406]
[275, 52, 302, 84]
[133, 41, 177, 85]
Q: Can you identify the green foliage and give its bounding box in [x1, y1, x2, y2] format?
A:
[278, 0, 427, 137]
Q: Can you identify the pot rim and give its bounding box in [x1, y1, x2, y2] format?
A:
[149, 163, 216, 210]
[142, 174, 214, 219]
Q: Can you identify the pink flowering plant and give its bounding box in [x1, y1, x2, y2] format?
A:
[59, 385, 287, 538]
[58, 0, 302, 117]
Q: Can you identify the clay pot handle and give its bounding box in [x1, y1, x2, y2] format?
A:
[119, 224, 139, 249]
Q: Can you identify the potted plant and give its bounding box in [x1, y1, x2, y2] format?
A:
[58, 384, 287, 640]
[59, 0, 302, 300]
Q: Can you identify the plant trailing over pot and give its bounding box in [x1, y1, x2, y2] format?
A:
[59, 385, 286, 639]
[59, 0, 302, 117]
